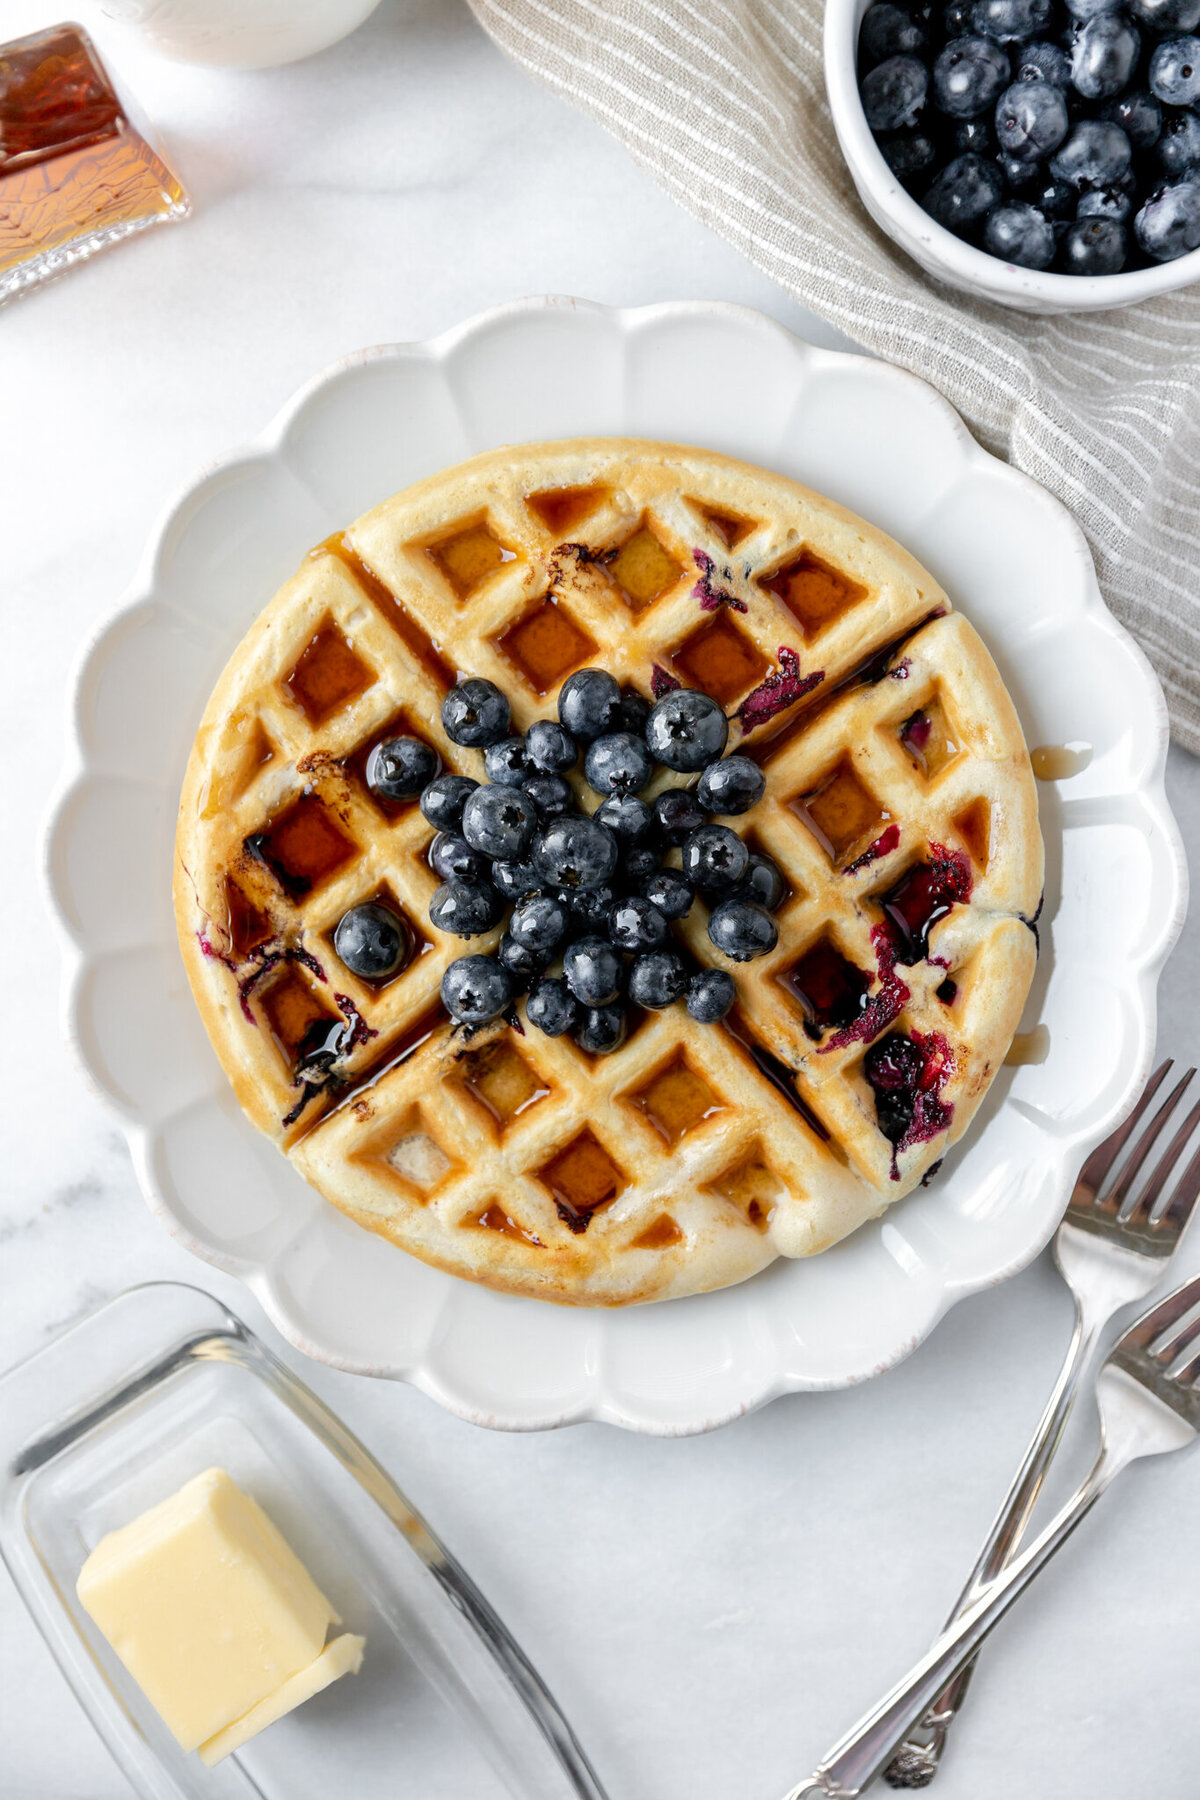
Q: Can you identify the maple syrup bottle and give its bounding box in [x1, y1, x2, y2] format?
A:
[0, 24, 188, 301]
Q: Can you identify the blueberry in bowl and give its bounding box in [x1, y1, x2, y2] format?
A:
[825, 0, 1200, 306]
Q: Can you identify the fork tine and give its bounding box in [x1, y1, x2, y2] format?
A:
[1170, 1349, 1200, 1388]
[1073, 1060, 1173, 1200]
[1155, 1136, 1200, 1238]
[1152, 1306, 1200, 1368]
[1136, 1091, 1200, 1224]
[1104, 1067, 1195, 1214]
[1118, 1272, 1200, 1354]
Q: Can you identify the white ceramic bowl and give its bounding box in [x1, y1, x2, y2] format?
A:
[98, 0, 382, 69]
[45, 297, 1185, 1434]
[824, 0, 1200, 313]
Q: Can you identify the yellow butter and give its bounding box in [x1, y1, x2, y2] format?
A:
[198, 1630, 365, 1765]
[76, 1467, 341, 1753]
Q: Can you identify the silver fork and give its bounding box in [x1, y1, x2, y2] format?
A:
[781, 1269, 1200, 1800]
[881, 1060, 1200, 1787]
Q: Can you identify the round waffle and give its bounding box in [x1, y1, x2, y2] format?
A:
[174, 438, 1042, 1307]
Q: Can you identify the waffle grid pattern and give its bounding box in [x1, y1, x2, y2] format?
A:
[176, 439, 1041, 1306]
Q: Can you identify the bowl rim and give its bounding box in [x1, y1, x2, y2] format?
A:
[823, 0, 1200, 308]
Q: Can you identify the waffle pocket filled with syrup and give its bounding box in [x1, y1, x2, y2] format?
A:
[174, 438, 1042, 1307]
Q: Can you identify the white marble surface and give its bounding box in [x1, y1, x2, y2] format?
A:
[3, 1, 1200, 1794]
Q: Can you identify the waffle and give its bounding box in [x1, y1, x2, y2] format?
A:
[174, 438, 1042, 1307]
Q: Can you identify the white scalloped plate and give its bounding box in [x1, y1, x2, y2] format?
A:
[46, 297, 1186, 1434]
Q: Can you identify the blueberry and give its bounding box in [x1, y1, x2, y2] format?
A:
[1071, 12, 1140, 97]
[429, 831, 490, 883]
[509, 889, 570, 955]
[522, 771, 574, 821]
[998, 148, 1044, 186]
[564, 882, 618, 928]
[525, 718, 578, 772]
[333, 902, 409, 981]
[864, 1033, 927, 1141]
[1149, 33, 1200, 100]
[419, 773, 479, 832]
[461, 783, 538, 861]
[995, 77, 1069, 155]
[498, 933, 549, 986]
[615, 687, 651, 736]
[1050, 117, 1132, 184]
[526, 976, 577, 1037]
[1018, 38, 1072, 78]
[1129, 0, 1200, 28]
[1135, 175, 1200, 254]
[484, 736, 531, 786]
[365, 735, 441, 804]
[1077, 181, 1133, 216]
[682, 823, 750, 892]
[862, 1, 930, 62]
[608, 895, 670, 953]
[491, 858, 539, 900]
[933, 36, 1011, 115]
[642, 869, 695, 920]
[558, 668, 623, 741]
[881, 129, 942, 184]
[922, 151, 1006, 228]
[627, 948, 689, 1009]
[696, 755, 766, 814]
[862, 53, 931, 127]
[944, 0, 974, 30]
[621, 842, 663, 884]
[1102, 89, 1163, 146]
[971, 0, 1052, 39]
[574, 1003, 627, 1056]
[866, 1033, 926, 1095]
[1156, 108, 1200, 173]
[954, 113, 1000, 151]
[294, 1015, 352, 1080]
[707, 900, 779, 962]
[534, 815, 619, 888]
[564, 936, 623, 1006]
[731, 852, 788, 912]
[441, 954, 512, 1024]
[584, 731, 654, 796]
[596, 793, 656, 844]
[654, 787, 707, 844]
[1064, 0, 1123, 19]
[441, 678, 510, 748]
[1034, 173, 1078, 212]
[686, 968, 737, 1024]
[984, 198, 1058, 260]
[429, 879, 504, 937]
[645, 690, 729, 772]
[1059, 213, 1128, 266]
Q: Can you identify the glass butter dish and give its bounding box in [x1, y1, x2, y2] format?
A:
[0, 1284, 608, 1800]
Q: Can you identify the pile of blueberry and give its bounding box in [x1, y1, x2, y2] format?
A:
[334, 669, 786, 1056]
[857, 0, 1200, 272]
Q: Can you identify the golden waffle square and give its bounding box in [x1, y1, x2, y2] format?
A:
[174, 438, 1042, 1307]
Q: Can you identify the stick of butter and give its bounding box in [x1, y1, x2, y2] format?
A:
[76, 1467, 364, 1758]
[199, 1629, 365, 1765]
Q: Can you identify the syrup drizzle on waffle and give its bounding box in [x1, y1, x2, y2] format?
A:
[175, 439, 1042, 1305]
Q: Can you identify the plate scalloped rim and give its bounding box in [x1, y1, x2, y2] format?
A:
[45, 295, 1188, 1435]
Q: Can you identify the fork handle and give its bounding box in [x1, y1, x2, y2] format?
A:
[780, 1445, 1123, 1800]
[881, 1296, 1103, 1785]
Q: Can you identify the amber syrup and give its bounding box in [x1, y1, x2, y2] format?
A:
[0, 25, 188, 297]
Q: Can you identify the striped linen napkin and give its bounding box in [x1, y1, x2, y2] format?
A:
[467, 0, 1200, 752]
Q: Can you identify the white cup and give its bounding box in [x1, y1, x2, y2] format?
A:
[97, 0, 384, 69]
